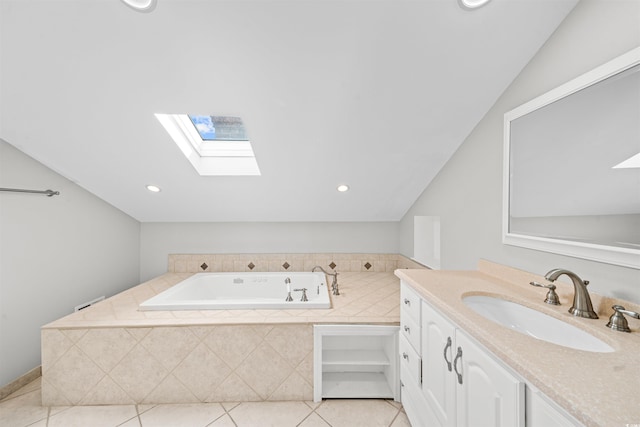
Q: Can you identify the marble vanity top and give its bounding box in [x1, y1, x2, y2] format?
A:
[395, 260, 640, 427]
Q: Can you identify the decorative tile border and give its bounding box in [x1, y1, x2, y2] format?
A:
[167, 253, 427, 274]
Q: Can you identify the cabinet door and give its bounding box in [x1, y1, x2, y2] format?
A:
[454, 331, 525, 427]
[526, 386, 582, 427]
[421, 301, 457, 427]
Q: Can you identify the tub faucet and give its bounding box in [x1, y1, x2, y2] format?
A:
[294, 288, 308, 302]
[285, 278, 293, 302]
[544, 268, 598, 319]
[312, 266, 340, 295]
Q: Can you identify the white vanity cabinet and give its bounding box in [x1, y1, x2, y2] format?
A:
[453, 329, 524, 426]
[400, 281, 525, 427]
[525, 385, 583, 427]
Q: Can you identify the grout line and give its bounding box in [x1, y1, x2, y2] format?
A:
[387, 408, 401, 427]
[222, 403, 239, 427]
[312, 401, 333, 427]
[204, 409, 230, 427]
[133, 404, 143, 427]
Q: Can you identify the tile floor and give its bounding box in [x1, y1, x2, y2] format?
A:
[1, 378, 411, 427]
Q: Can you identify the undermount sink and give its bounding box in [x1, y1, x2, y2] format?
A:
[462, 295, 614, 353]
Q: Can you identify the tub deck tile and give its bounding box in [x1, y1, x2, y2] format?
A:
[41, 272, 401, 405]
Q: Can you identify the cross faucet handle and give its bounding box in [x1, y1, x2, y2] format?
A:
[294, 288, 308, 302]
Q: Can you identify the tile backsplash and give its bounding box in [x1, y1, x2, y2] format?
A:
[167, 253, 427, 274]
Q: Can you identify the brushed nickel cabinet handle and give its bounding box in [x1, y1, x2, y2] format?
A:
[443, 336, 453, 372]
[453, 346, 463, 385]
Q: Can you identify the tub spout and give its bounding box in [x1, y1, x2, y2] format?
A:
[312, 266, 340, 295]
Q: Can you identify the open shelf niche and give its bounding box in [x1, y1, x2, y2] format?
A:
[313, 324, 400, 402]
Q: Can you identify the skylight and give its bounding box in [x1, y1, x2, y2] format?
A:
[188, 115, 247, 141]
[155, 113, 260, 176]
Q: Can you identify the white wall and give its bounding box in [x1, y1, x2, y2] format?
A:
[0, 140, 141, 387]
[399, 0, 640, 303]
[140, 222, 399, 281]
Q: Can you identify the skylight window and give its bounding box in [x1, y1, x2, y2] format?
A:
[189, 115, 217, 140]
[155, 113, 260, 176]
[188, 115, 248, 141]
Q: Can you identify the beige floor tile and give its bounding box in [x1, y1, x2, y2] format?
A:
[47, 405, 137, 427]
[315, 399, 399, 427]
[138, 403, 225, 427]
[220, 402, 240, 411]
[0, 389, 48, 427]
[299, 412, 331, 427]
[208, 413, 237, 427]
[304, 400, 322, 410]
[229, 401, 312, 427]
[137, 403, 156, 414]
[3, 376, 410, 427]
[390, 410, 411, 427]
[385, 399, 403, 409]
[118, 415, 142, 427]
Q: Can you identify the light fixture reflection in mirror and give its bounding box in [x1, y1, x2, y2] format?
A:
[120, 0, 157, 12]
[503, 47, 640, 269]
[458, 0, 491, 10]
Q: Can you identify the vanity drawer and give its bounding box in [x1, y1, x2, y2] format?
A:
[399, 335, 421, 385]
[400, 281, 421, 324]
[401, 366, 439, 427]
[400, 312, 420, 353]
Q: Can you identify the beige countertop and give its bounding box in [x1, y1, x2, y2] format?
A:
[395, 260, 640, 427]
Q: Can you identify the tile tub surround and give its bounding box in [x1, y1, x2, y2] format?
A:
[41, 271, 405, 406]
[396, 260, 640, 427]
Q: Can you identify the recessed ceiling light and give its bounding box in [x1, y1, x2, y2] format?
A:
[458, 0, 491, 10]
[337, 184, 350, 192]
[146, 185, 161, 193]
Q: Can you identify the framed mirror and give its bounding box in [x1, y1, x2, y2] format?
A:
[503, 47, 640, 269]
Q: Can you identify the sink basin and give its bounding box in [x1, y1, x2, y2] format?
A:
[462, 295, 614, 353]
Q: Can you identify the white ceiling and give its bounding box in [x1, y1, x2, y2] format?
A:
[0, 0, 577, 222]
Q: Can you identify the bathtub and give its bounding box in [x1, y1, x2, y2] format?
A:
[139, 271, 331, 310]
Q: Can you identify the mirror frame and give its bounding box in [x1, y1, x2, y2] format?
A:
[503, 47, 640, 269]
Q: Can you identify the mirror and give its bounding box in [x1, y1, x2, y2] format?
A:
[503, 47, 640, 269]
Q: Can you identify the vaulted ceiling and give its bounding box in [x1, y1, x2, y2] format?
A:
[0, 0, 577, 222]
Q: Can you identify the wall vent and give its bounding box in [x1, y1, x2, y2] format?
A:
[74, 296, 105, 312]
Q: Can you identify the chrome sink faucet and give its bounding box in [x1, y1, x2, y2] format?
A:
[312, 266, 340, 295]
[544, 269, 598, 319]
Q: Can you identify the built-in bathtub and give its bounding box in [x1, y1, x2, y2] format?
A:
[41, 253, 418, 406]
[139, 271, 331, 310]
